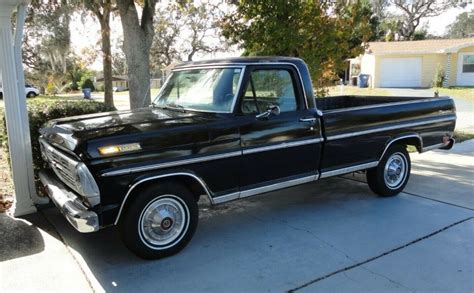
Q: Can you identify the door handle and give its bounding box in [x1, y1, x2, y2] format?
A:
[299, 117, 317, 123]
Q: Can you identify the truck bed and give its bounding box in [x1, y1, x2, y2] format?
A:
[316, 95, 456, 174]
[316, 95, 433, 112]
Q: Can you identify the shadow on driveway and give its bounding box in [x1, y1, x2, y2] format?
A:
[0, 214, 44, 262]
[41, 176, 473, 292]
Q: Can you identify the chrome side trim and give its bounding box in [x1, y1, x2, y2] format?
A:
[239, 174, 317, 199]
[101, 151, 242, 177]
[319, 161, 379, 178]
[243, 138, 323, 155]
[212, 192, 240, 204]
[102, 137, 323, 177]
[323, 97, 452, 114]
[422, 142, 449, 152]
[326, 116, 455, 141]
[379, 134, 423, 160]
[114, 172, 214, 225]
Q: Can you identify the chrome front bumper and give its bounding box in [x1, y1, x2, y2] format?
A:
[39, 170, 99, 233]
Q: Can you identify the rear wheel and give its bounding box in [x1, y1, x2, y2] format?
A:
[118, 182, 198, 259]
[367, 144, 411, 197]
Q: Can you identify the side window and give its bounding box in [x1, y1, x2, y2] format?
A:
[241, 69, 298, 114]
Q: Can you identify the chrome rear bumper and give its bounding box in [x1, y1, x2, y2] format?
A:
[39, 170, 99, 233]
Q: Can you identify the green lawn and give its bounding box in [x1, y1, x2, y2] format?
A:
[434, 87, 474, 101]
[326, 86, 391, 97]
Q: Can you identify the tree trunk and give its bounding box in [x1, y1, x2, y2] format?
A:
[117, 0, 156, 109]
[99, 16, 114, 108]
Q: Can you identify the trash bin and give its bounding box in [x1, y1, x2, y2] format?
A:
[82, 88, 91, 99]
[358, 74, 369, 88]
[351, 76, 358, 86]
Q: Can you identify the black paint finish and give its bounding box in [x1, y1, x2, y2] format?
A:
[39, 57, 456, 228]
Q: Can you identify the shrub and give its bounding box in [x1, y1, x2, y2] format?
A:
[433, 64, 445, 88]
[81, 78, 95, 92]
[0, 98, 115, 195]
[96, 83, 105, 92]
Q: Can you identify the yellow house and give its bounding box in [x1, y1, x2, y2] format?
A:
[350, 38, 474, 88]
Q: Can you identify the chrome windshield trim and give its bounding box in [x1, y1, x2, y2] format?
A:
[326, 116, 456, 141]
[101, 150, 242, 177]
[172, 62, 310, 110]
[243, 138, 323, 155]
[114, 172, 214, 225]
[319, 161, 379, 178]
[153, 66, 246, 114]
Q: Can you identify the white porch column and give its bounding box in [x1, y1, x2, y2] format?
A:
[0, 1, 37, 215]
[443, 53, 452, 88]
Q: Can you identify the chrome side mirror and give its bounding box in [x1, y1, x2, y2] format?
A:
[256, 105, 280, 120]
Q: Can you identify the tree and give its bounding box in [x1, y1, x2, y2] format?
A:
[150, 0, 224, 71]
[150, 3, 181, 69]
[220, 0, 373, 92]
[446, 10, 474, 38]
[22, 0, 76, 92]
[391, 0, 454, 40]
[23, 0, 72, 74]
[83, 0, 115, 108]
[181, 1, 223, 61]
[116, 0, 157, 109]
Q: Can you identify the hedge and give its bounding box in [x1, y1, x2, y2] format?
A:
[0, 98, 115, 195]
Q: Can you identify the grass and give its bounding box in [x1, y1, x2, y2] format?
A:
[326, 86, 391, 97]
[453, 130, 474, 143]
[434, 87, 474, 101]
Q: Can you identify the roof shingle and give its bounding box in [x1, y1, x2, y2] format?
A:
[366, 38, 474, 55]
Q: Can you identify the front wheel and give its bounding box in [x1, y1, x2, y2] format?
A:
[118, 182, 198, 259]
[27, 91, 37, 98]
[367, 144, 411, 197]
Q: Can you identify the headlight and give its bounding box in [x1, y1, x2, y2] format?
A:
[98, 143, 141, 155]
[75, 163, 100, 207]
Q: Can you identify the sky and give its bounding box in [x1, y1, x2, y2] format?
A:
[70, 3, 474, 71]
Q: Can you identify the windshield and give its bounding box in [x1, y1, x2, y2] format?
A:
[154, 67, 243, 113]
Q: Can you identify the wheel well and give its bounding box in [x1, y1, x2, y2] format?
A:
[115, 175, 209, 225]
[394, 137, 423, 153]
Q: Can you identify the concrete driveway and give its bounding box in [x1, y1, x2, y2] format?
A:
[1, 140, 470, 292]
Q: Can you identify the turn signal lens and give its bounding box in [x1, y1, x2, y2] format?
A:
[98, 143, 141, 155]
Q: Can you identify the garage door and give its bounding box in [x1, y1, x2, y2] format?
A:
[379, 58, 422, 88]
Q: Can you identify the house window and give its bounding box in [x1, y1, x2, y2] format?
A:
[462, 55, 474, 73]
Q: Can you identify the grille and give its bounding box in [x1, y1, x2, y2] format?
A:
[40, 139, 80, 193]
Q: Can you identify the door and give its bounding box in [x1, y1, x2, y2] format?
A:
[379, 57, 422, 87]
[236, 65, 323, 192]
[457, 52, 474, 86]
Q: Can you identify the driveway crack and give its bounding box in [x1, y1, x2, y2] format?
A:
[360, 265, 415, 292]
[287, 217, 473, 292]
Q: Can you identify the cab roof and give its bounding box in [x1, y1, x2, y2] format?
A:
[173, 56, 305, 69]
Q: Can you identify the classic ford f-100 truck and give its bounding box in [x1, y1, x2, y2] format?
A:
[38, 57, 456, 259]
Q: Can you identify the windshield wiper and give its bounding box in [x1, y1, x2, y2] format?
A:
[164, 102, 186, 112]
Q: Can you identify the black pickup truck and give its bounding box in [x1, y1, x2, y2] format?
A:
[38, 57, 456, 259]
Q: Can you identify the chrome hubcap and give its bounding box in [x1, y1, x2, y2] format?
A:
[139, 195, 189, 248]
[384, 153, 407, 189]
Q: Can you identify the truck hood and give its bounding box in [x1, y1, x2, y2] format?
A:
[40, 107, 215, 158]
